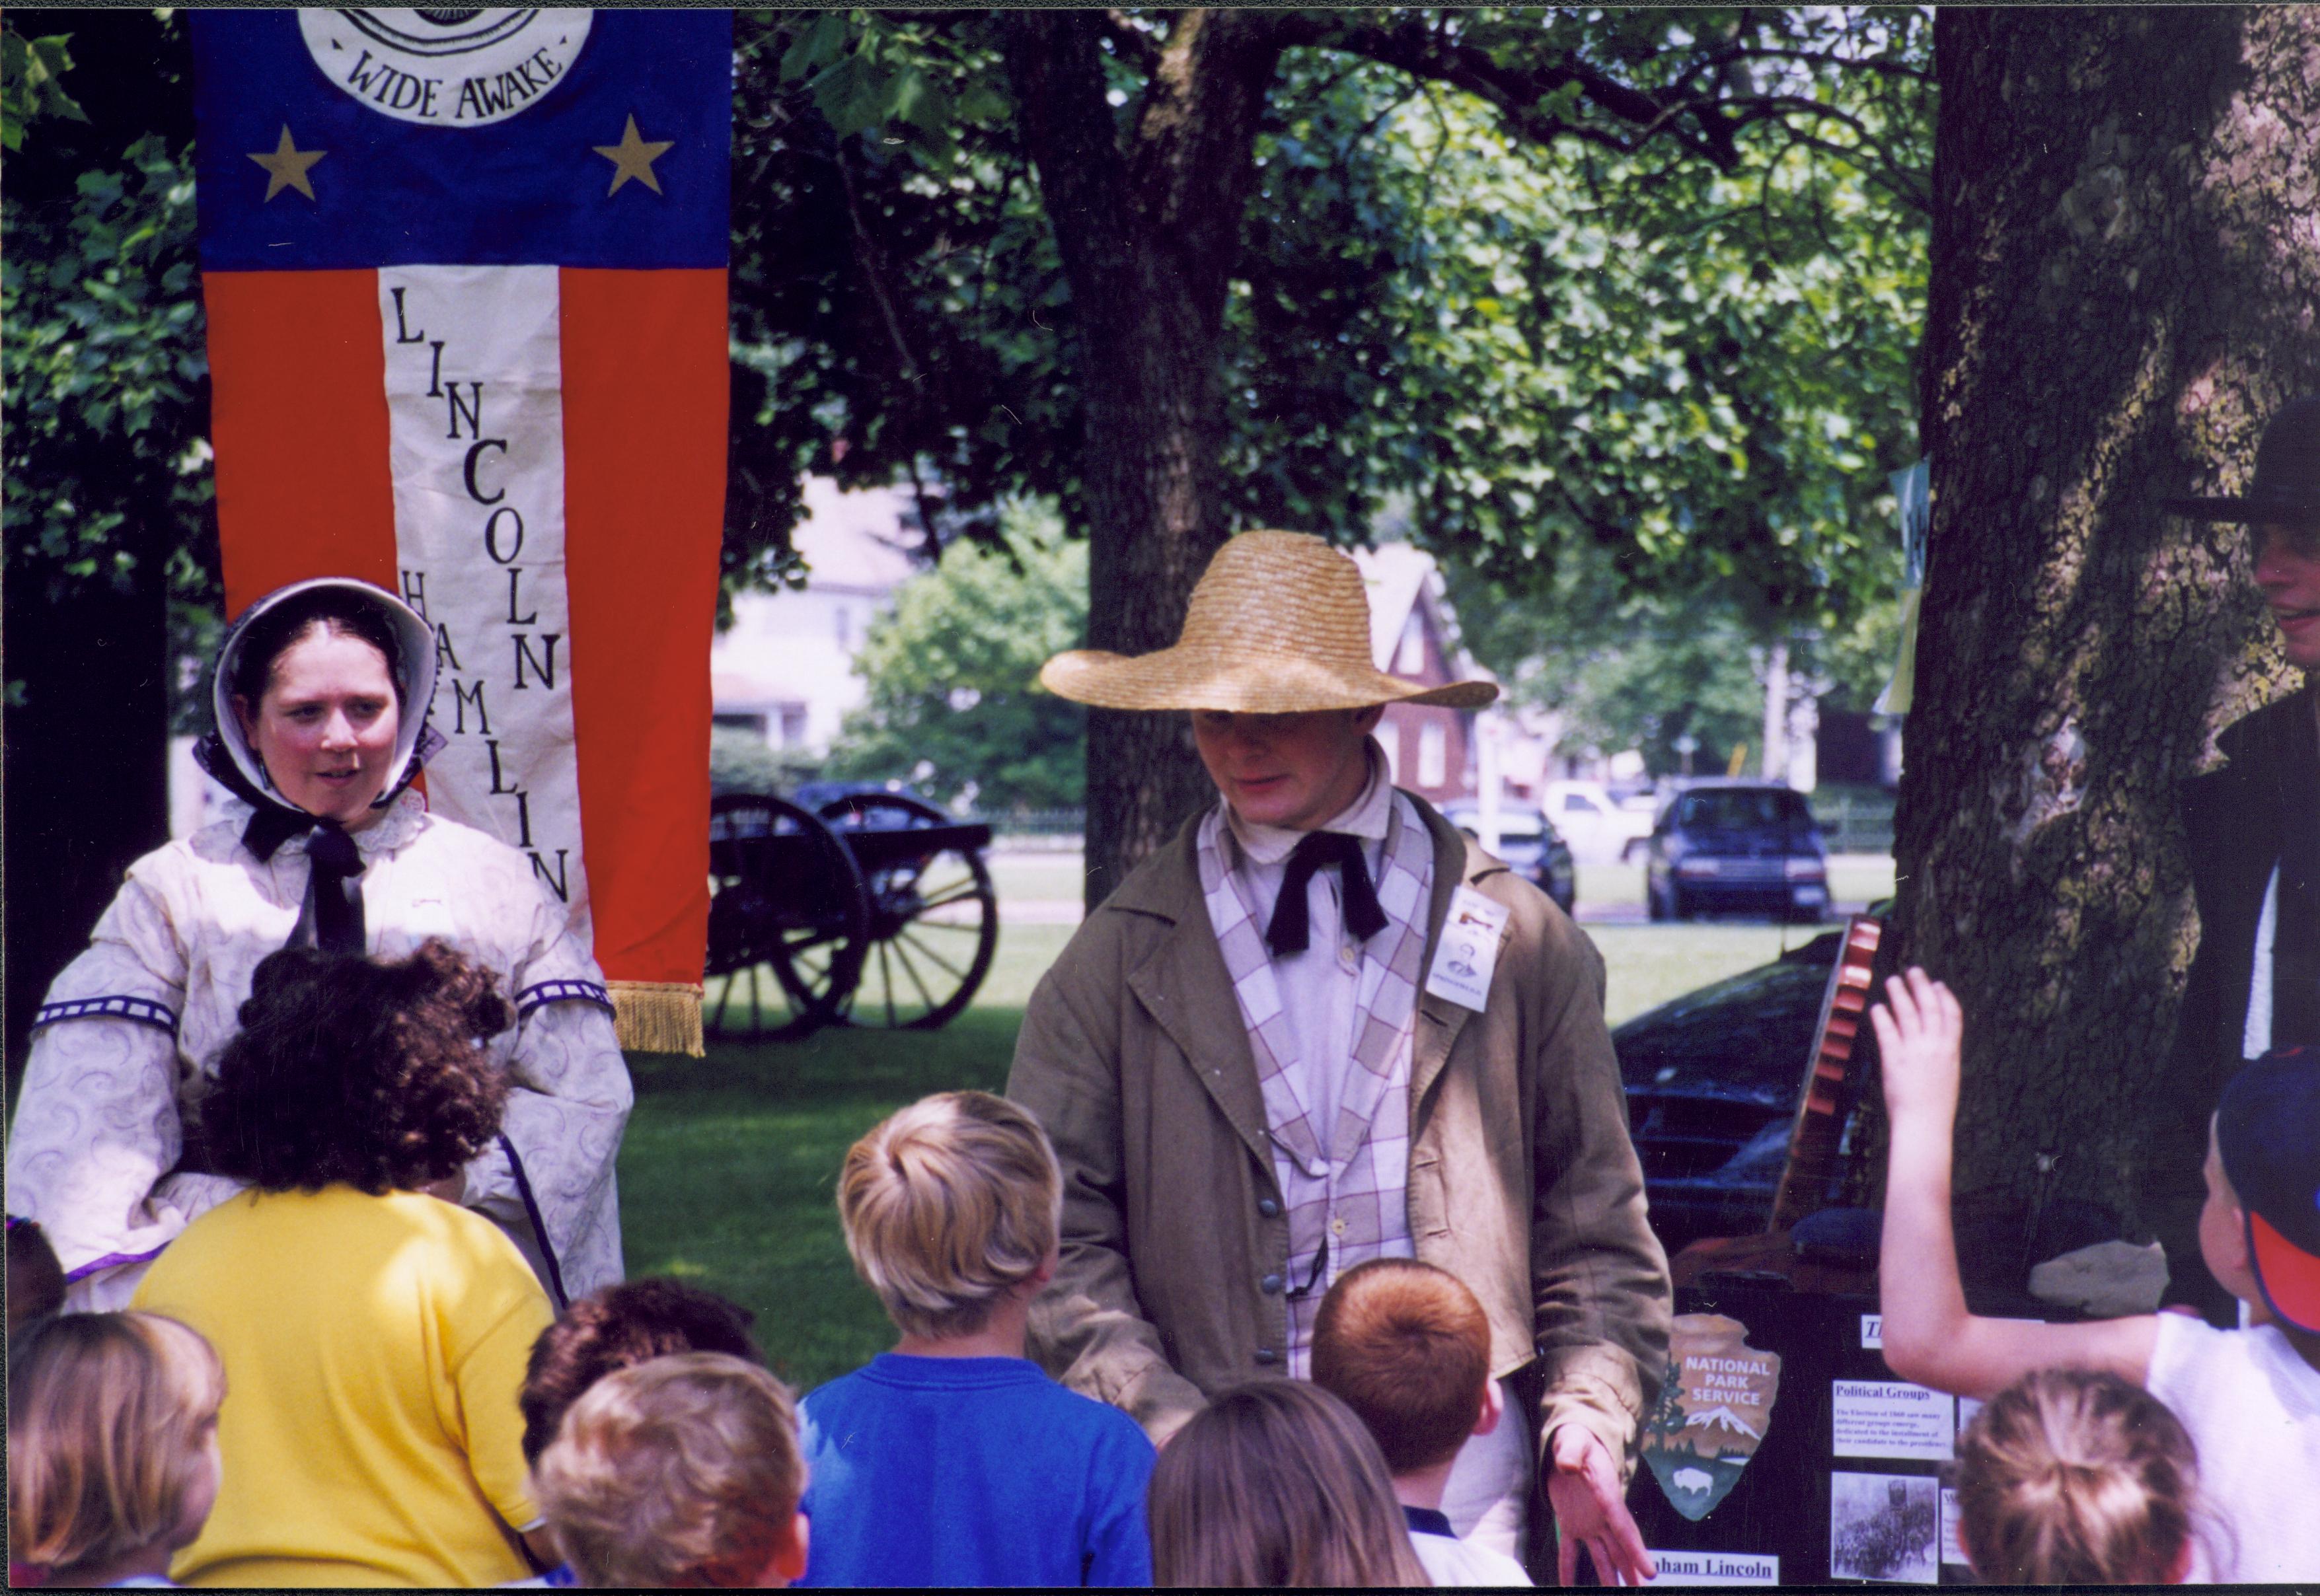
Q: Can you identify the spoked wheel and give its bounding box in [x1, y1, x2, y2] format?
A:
[704, 793, 869, 1043]
[816, 793, 1000, 1031]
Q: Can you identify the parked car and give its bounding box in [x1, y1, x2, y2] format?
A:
[1616, 929, 1867, 1250]
[1643, 781, 1829, 923]
[1439, 800, 1577, 914]
[1541, 779, 1657, 864]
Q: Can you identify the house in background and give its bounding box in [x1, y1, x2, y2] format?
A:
[711, 478, 923, 755]
[1352, 544, 1495, 808]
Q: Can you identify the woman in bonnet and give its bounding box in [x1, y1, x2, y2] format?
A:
[5, 577, 630, 1311]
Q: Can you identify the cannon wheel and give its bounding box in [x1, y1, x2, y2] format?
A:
[704, 793, 868, 1043]
[816, 793, 1000, 1031]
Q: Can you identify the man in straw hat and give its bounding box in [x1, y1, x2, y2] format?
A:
[1009, 531, 1670, 1583]
[2153, 396, 2320, 1318]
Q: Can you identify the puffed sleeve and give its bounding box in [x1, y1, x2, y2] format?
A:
[457, 887, 633, 1302]
[4, 857, 228, 1308]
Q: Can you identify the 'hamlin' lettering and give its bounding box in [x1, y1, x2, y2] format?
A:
[445, 381, 484, 441]
[390, 287, 426, 344]
[511, 633, 561, 691]
[463, 439, 507, 505]
[484, 507, 525, 564]
[486, 739, 522, 795]
[453, 678, 490, 736]
[529, 849, 571, 903]
[433, 624, 462, 672]
[513, 789, 534, 848]
[399, 567, 426, 618]
[505, 567, 539, 626]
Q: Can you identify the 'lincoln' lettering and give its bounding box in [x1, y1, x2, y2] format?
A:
[512, 633, 561, 691]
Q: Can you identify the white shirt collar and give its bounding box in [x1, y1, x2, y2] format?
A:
[1223, 738, 1392, 867]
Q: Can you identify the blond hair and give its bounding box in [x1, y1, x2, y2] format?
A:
[1954, 1367, 2208, 1584]
[1149, 1381, 1430, 1587]
[837, 1091, 1061, 1339]
[7, 1312, 227, 1578]
[530, 1352, 804, 1588]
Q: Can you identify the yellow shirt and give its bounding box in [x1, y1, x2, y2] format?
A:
[132, 1186, 553, 1587]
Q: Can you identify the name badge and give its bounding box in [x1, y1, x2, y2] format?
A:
[1424, 886, 1509, 1010]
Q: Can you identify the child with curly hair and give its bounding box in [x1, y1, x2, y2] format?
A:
[131, 941, 555, 1587]
[1952, 1367, 2210, 1584]
[7, 1311, 227, 1589]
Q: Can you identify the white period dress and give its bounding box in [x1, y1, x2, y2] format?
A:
[6, 789, 632, 1310]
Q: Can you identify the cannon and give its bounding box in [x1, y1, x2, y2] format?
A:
[703, 789, 999, 1042]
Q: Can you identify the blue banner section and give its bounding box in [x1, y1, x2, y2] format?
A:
[192, 9, 730, 270]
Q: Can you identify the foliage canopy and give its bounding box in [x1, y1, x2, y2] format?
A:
[823, 502, 1088, 813]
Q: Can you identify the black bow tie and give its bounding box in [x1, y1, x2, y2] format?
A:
[1265, 831, 1388, 957]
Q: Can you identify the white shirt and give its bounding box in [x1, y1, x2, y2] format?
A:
[1411, 1523, 1535, 1587]
[1222, 749, 1396, 1149]
[2146, 1312, 2320, 1581]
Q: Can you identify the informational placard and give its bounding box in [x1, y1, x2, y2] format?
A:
[1643, 1549, 1781, 1586]
[1832, 1379, 1955, 1461]
[1830, 1471, 1939, 1584]
[1941, 1486, 1970, 1569]
[1860, 1313, 1883, 1349]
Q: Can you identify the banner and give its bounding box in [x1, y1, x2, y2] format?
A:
[192, 9, 731, 1053]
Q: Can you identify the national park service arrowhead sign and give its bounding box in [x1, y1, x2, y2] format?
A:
[1643, 1313, 1783, 1521]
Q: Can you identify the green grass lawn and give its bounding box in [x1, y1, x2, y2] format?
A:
[618, 924, 1068, 1392]
[617, 901, 1839, 1389]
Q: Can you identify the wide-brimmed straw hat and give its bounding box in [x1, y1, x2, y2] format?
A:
[1039, 530, 1498, 713]
[2163, 395, 2320, 525]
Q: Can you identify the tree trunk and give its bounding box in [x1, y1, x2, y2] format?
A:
[4, 573, 172, 1064]
[1898, 8, 2320, 1272]
[1004, 11, 1287, 908]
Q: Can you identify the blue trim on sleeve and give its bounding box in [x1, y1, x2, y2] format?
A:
[31, 995, 179, 1034]
[517, 979, 614, 1020]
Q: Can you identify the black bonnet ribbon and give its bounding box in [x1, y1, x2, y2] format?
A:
[1265, 831, 1388, 957]
[192, 732, 372, 955]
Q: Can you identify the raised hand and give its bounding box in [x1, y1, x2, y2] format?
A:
[1869, 966, 1963, 1127]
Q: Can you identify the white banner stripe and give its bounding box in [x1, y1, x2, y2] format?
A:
[377, 266, 593, 950]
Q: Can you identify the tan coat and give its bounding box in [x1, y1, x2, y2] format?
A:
[1008, 797, 1670, 1472]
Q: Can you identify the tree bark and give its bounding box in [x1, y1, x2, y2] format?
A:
[1003, 11, 1288, 908]
[1898, 9, 2320, 1266]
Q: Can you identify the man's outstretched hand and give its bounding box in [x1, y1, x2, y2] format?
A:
[1547, 1424, 1655, 1586]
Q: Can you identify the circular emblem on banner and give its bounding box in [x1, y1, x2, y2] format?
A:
[299, 9, 593, 127]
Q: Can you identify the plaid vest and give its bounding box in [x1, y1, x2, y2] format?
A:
[1196, 791, 1434, 1373]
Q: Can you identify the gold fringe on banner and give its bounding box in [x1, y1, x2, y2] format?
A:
[609, 981, 704, 1057]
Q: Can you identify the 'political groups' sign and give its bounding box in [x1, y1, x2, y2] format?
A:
[192, 8, 732, 1050]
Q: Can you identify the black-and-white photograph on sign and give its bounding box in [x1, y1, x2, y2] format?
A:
[1830, 1471, 1938, 1584]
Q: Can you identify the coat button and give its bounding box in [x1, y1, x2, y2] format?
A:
[1257, 1197, 1281, 1217]
[1261, 1273, 1284, 1294]
[1254, 1347, 1279, 1366]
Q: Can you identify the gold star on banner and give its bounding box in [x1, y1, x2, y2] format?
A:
[593, 114, 674, 197]
[248, 126, 326, 203]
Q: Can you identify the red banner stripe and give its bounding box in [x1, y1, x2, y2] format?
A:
[205, 272, 398, 618]
[558, 268, 725, 988]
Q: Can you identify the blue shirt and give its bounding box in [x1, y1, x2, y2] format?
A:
[799, 1354, 1155, 1587]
